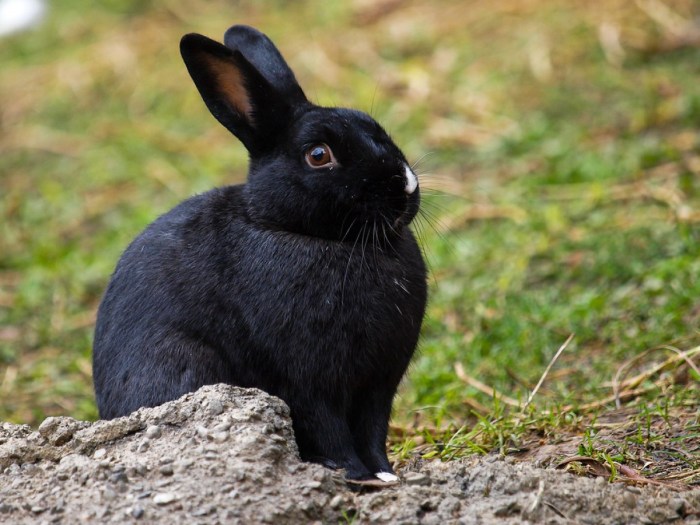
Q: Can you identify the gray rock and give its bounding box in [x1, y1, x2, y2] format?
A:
[37, 418, 75, 446]
[404, 471, 431, 486]
[0, 385, 696, 525]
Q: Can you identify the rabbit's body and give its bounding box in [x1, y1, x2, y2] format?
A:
[93, 25, 427, 482]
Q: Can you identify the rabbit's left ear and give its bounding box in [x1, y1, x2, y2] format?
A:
[223, 25, 306, 105]
[180, 32, 306, 155]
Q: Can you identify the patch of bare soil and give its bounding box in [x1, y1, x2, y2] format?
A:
[0, 385, 698, 524]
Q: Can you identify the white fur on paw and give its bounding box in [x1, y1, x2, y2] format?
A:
[375, 472, 399, 483]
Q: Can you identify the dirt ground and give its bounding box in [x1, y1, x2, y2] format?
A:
[0, 385, 698, 524]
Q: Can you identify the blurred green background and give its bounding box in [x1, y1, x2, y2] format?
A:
[1, 0, 699, 428]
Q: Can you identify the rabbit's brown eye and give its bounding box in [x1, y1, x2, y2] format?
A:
[305, 143, 334, 168]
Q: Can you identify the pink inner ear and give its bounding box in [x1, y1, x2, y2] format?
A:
[200, 53, 254, 120]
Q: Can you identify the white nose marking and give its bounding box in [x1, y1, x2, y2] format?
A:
[404, 165, 418, 194]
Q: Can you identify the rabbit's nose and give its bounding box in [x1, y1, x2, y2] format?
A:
[404, 165, 418, 195]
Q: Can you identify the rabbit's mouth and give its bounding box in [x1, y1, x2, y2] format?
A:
[390, 196, 420, 230]
[392, 205, 415, 229]
[392, 213, 407, 229]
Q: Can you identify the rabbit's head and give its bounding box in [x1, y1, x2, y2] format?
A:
[181, 25, 419, 242]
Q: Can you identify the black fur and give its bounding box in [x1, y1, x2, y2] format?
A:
[92, 25, 427, 481]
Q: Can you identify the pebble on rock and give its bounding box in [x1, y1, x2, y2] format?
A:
[208, 399, 225, 415]
[404, 471, 431, 486]
[211, 431, 229, 443]
[145, 425, 162, 439]
[153, 492, 179, 505]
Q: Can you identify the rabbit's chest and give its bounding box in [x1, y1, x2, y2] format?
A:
[229, 232, 425, 354]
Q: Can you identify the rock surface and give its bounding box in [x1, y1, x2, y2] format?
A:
[0, 384, 697, 524]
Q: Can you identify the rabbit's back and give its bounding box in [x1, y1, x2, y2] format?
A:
[93, 184, 426, 418]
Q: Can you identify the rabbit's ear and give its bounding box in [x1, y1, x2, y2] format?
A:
[180, 33, 305, 154]
[223, 25, 306, 105]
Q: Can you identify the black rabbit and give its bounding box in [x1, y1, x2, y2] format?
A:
[92, 25, 427, 483]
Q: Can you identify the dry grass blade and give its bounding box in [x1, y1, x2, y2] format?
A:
[660, 345, 700, 377]
[543, 501, 568, 520]
[556, 386, 660, 414]
[523, 334, 574, 411]
[462, 396, 492, 416]
[612, 345, 700, 408]
[456, 334, 617, 415]
[527, 479, 545, 513]
[598, 22, 625, 67]
[635, 0, 691, 35]
[658, 468, 700, 482]
[635, 0, 700, 52]
[454, 362, 520, 407]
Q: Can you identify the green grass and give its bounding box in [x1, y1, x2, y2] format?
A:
[1, 0, 699, 480]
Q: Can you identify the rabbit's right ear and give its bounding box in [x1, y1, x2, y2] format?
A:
[180, 33, 305, 155]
